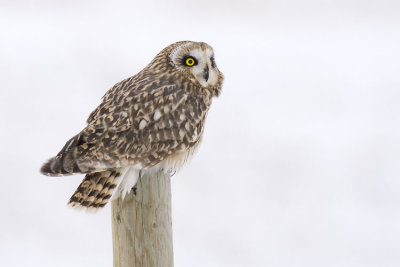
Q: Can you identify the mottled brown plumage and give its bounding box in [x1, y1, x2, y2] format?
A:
[41, 41, 223, 209]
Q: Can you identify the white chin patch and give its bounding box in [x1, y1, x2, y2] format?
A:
[193, 69, 218, 87]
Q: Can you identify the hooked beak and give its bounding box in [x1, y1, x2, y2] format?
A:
[203, 66, 209, 82]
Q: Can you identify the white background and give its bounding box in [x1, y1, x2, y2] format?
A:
[1, 0, 400, 266]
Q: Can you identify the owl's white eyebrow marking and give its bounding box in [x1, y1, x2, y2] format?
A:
[189, 49, 204, 62]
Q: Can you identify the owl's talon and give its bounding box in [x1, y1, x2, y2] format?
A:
[131, 186, 137, 195]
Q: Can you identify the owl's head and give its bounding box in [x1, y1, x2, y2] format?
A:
[165, 41, 223, 96]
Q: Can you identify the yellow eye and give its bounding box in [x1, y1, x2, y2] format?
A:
[185, 57, 196, 66]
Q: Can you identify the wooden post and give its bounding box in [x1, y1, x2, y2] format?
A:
[111, 170, 174, 267]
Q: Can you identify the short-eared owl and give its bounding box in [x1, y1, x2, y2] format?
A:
[40, 41, 224, 209]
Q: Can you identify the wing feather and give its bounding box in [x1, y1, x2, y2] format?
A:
[41, 73, 210, 176]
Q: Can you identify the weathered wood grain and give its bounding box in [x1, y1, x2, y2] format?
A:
[112, 171, 173, 267]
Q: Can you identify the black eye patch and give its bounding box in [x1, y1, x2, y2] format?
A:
[182, 56, 198, 67]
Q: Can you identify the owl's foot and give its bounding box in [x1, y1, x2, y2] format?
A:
[131, 186, 137, 195]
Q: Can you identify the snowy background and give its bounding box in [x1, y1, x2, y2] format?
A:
[1, 0, 400, 266]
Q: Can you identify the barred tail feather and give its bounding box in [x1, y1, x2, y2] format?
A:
[68, 169, 123, 210]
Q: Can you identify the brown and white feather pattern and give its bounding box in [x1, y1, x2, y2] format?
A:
[68, 169, 123, 209]
[41, 41, 224, 209]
